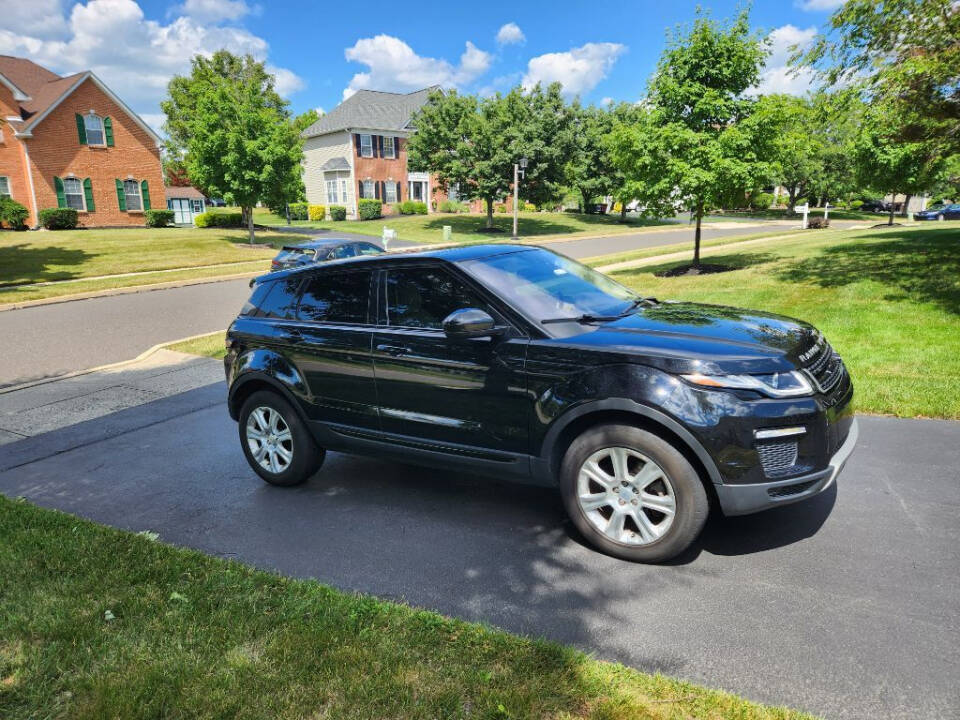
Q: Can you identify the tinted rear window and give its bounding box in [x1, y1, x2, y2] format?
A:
[258, 276, 303, 319]
[297, 270, 372, 324]
[275, 247, 315, 262]
[240, 281, 275, 316]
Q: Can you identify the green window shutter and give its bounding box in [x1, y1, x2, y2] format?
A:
[75, 114, 87, 145]
[83, 178, 95, 212]
[54, 176, 66, 208]
[115, 179, 126, 211]
[140, 179, 151, 210]
[103, 116, 114, 147]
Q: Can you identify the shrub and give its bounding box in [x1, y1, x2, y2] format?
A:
[850, 200, 863, 210]
[308, 204, 326, 221]
[328, 205, 347, 221]
[398, 200, 428, 215]
[144, 209, 174, 228]
[194, 211, 243, 228]
[496, 204, 507, 213]
[288, 202, 309, 220]
[358, 198, 382, 220]
[38, 208, 78, 230]
[807, 217, 830, 229]
[750, 192, 775, 211]
[438, 200, 468, 213]
[794, 198, 808, 208]
[0, 197, 29, 230]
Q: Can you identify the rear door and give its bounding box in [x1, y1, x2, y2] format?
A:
[286, 268, 379, 430]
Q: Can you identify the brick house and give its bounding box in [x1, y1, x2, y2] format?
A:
[0, 56, 164, 228]
[301, 87, 493, 218]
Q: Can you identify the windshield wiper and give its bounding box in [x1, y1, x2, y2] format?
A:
[540, 296, 659, 325]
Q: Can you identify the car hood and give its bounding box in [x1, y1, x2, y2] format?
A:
[552, 301, 820, 374]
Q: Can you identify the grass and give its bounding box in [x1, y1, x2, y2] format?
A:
[0, 227, 306, 303]
[167, 331, 227, 358]
[0, 496, 813, 720]
[597, 224, 960, 419]
[711, 208, 892, 222]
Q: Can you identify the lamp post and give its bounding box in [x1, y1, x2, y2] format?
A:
[512, 157, 528, 240]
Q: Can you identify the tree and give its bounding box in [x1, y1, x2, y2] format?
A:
[565, 104, 617, 212]
[610, 9, 773, 269]
[162, 52, 300, 243]
[756, 94, 823, 211]
[293, 108, 321, 135]
[162, 156, 191, 187]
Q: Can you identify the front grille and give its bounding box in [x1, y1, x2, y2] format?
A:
[756, 440, 799, 478]
[767, 479, 817, 498]
[803, 341, 844, 393]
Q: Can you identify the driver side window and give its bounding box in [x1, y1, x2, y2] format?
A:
[385, 267, 494, 329]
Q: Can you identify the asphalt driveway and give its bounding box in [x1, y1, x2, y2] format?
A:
[0, 383, 957, 720]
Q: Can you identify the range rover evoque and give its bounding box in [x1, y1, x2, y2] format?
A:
[224, 244, 857, 562]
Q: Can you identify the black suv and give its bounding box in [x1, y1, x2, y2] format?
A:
[225, 245, 857, 562]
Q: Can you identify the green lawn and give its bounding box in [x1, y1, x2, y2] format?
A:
[0, 496, 812, 720]
[597, 224, 960, 419]
[167, 331, 227, 358]
[0, 227, 304, 304]
[710, 208, 893, 222]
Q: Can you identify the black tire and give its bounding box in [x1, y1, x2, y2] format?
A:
[238, 390, 325, 486]
[559, 424, 708, 563]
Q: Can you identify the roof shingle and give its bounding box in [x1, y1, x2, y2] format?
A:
[302, 86, 439, 138]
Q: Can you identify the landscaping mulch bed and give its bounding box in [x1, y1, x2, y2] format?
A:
[655, 262, 736, 277]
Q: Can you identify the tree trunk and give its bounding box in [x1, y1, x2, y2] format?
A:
[888, 199, 895, 226]
[619, 202, 627, 223]
[485, 198, 494, 229]
[787, 186, 797, 213]
[900, 194, 912, 218]
[245, 205, 255, 244]
[693, 199, 703, 268]
[580, 189, 590, 213]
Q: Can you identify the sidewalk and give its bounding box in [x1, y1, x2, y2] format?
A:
[0, 349, 223, 445]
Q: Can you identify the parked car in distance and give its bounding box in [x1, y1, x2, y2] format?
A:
[270, 239, 384, 272]
[225, 245, 857, 563]
[207, 198, 227, 207]
[858, 199, 888, 212]
[914, 203, 960, 221]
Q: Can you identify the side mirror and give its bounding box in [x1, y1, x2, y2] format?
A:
[442, 308, 500, 339]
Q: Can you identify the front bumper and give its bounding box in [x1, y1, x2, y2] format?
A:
[715, 418, 858, 516]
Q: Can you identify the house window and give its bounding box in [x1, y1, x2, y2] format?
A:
[383, 136, 395, 159]
[326, 179, 339, 204]
[84, 114, 104, 145]
[191, 199, 203, 214]
[0, 176, 10, 199]
[448, 183, 459, 202]
[385, 182, 397, 203]
[363, 180, 375, 198]
[63, 177, 85, 210]
[124, 180, 142, 211]
[360, 134, 373, 158]
[341, 179, 348, 202]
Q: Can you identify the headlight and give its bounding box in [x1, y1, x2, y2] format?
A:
[681, 370, 813, 398]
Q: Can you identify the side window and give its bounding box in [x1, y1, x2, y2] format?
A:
[385, 267, 494, 330]
[333, 244, 357, 259]
[356, 243, 383, 256]
[257, 276, 302, 319]
[298, 270, 371, 324]
[240, 280, 275, 317]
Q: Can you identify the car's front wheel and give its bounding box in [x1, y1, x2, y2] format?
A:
[560, 424, 708, 562]
[238, 390, 325, 486]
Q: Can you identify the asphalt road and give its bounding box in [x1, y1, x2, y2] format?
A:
[0, 221, 860, 387]
[0, 386, 956, 720]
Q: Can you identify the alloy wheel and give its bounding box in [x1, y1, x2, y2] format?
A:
[246, 406, 294, 474]
[576, 446, 676, 545]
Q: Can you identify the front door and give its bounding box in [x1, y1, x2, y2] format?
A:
[372, 265, 529, 453]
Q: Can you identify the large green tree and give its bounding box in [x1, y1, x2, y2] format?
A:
[161, 51, 301, 243]
[610, 9, 773, 268]
[565, 104, 619, 212]
[757, 94, 824, 211]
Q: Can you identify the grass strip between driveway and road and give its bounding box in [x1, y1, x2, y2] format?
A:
[0, 495, 813, 720]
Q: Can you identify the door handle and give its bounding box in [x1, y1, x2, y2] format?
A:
[376, 343, 408, 357]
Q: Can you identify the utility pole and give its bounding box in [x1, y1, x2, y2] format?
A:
[511, 157, 527, 241]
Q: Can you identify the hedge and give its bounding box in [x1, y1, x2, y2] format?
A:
[145, 209, 174, 228]
[289, 202, 309, 221]
[328, 205, 347, 221]
[438, 200, 469, 213]
[308, 204, 326, 221]
[807, 217, 830, 229]
[38, 208, 78, 230]
[194, 212, 243, 228]
[750, 192, 775, 211]
[358, 198, 382, 220]
[398, 200, 428, 215]
[0, 197, 29, 230]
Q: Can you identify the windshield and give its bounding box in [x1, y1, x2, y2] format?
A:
[275, 247, 315, 263]
[462, 248, 638, 321]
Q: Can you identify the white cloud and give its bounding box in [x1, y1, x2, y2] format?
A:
[0, 0, 69, 39]
[522, 42, 625, 97]
[343, 34, 491, 99]
[496, 22, 525, 46]
[600, 96, 613, 106]
[795, 0, 846, 10]
[0, 0, 302, 127]
[267, 65, 304, 96]
[173, 0, 252, 23]
[752, 24, 818, 96]
[315, 106, 325, 115]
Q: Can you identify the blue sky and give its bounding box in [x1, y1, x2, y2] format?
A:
[0, 0, 845, 132]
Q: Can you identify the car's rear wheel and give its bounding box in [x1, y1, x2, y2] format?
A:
[239, 390, 325, 486]
[559, 424, 708, 562]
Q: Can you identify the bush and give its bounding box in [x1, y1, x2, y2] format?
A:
[144, 209, 174, 228]
[438, 200, 468, 213]
[750, 192, 775, 211]
[496, 204, 507, 213]
[398, 200, 428, 215]
[358, 198, 382, 220]
[288, 202, 309, 221]
[194, 211, 243, 228]
[328, 205, 347, 221]
[38, 208, 78, 230]
[0, 197, 29, 230]
[807, 217, 830, 229]
[850, 200, 863, 210]
[308, 204, 326, 221]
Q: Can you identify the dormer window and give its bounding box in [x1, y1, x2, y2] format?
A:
[84, 113, 104, 146]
